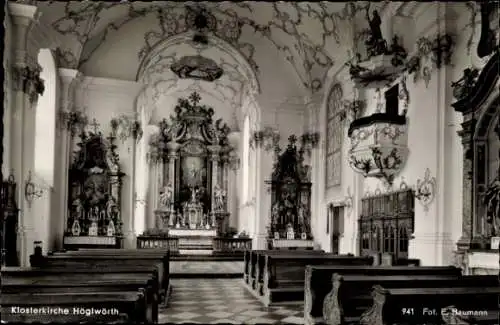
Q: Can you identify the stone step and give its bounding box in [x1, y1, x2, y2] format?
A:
[179, 249, 213, 255]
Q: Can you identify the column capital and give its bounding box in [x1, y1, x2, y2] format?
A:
[58, 68, 83, 86]
[8, 3, 38, 26]
[166, 141, 181, 153]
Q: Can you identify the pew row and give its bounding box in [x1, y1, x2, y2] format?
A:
[258, 254, 373, 306]
[245, 249, 325, 287]
[360, 285, 500, 325]
[3, 265, 167, 304]
[1, 290, 152, 324]
[41, 252, 170, 301]
[322, 274, 498, 325]
[3, 273, 160, 323]
[304, 265, 462, 325]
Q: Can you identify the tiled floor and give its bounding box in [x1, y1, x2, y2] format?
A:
[159, 279, 303, 324]
[170, 261, 244, 274]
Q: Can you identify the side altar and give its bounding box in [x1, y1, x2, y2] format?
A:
[148, 92, 233, 249]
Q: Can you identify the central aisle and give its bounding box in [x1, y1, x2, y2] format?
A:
[159, 279, 304, 324]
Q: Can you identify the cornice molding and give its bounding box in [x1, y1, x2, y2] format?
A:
[81, 76, 143, 96]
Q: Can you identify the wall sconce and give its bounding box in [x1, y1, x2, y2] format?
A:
[415, 168, 436, 212]
[25, 171, 43, 208]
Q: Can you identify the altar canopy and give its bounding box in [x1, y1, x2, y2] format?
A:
[151, 92, 232, 234]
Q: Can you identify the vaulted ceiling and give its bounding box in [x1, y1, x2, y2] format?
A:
[33, 1, 393, 95]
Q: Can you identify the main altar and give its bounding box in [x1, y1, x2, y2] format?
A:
[149, 92, 232, 246]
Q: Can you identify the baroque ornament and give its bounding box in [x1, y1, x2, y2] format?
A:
[451, 67, 480, 101]
[58, 110, 89, 136]
[252, 127, 280, 152]
[110, 113, 143, 143]
[404, 34, 455, 87]
[12, 65, 45, 103]
[348, 114, 409, 186]
[415, 168, 437, 212]
[170, 55, 224, 82]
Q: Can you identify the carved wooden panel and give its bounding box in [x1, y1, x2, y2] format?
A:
[325, 84, 344, 189]
[359, 189, 414, 259]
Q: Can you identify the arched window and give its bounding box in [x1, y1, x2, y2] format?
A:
[325, 83, 344, 189]
[34, 49, 57, 186]
[242, 115, 250, 202]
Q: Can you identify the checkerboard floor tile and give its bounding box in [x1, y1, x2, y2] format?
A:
[160, 279, 303, 324]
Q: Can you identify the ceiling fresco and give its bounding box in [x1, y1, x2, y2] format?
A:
[33, 1, 389, 94]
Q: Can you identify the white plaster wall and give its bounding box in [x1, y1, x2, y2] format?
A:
[73, 77, 142, 248]
[3, 8, 12, 177]
[311, 2, 493, 265]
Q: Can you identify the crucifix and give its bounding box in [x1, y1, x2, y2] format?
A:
[89, 118, 100, 134]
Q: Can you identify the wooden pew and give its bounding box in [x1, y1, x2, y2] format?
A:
[260, 254, 373, 306]
[1, 290, 152, 324]
[3, 273, 160, 323]
[359, 285, 500, 325]
[304, 265, 462, 325]
[41, 253, 169, 300]
[247, 249, 325, 289]
[49, 248, 168, 256]
[322, 274, 498, 325]
[254, 250, 333, 291]
[3, 265, 167, 304]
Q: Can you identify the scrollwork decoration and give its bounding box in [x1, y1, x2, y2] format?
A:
[398, 75, 410, 113]
[252, 127, 280, 152]
[58, 110, 89, 136]
[110, 113, 143, 143]
[404, 33, 455, 87]
[415, 168, 437, 212]
[24, 171, 44, 209]
[12, 65, 45, 103]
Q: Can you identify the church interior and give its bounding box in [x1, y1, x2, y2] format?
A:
[1, 1, 499, 324]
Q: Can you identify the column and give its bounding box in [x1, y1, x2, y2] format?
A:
[54, 69, 82, 249]
[166, 142, 180, 226]
[456, 118, 475, 250]
[254, 136, 275, 249]
[149, 161, 160, 229]
[221, 153, 229, 210]
[208, 145, 221, 229]
[8, 3, 40, 267]
[208, 145, 221, 211]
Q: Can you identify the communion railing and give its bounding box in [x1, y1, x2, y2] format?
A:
[136, 235, 179, 253]
[213, 237, 252, 252]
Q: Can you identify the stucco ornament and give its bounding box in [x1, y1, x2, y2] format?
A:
[415, 168, 437, 213]
[37, 2, 382, 92]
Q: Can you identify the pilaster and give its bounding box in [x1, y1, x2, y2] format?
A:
[8, 2, 40, 266]
[54, 68, 82, 250]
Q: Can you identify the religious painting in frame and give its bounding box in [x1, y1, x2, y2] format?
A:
[325, 83, 344, 189]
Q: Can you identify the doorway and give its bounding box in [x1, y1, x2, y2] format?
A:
[328, 204, 344, 254]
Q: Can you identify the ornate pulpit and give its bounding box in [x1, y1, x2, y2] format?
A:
[266, 135, 314, 249]
[64, 131, 124, 249]
[150, 92, 232, 238]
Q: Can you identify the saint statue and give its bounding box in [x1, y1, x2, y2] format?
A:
[73, 198, 83, 220]
[214, 185, 226, 211]
[190, 187, 199, 202]
[159, 183, 173, 207]
[365, 9, 387, 57]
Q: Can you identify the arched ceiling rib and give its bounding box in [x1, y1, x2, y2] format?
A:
[34, 1, 391, 93]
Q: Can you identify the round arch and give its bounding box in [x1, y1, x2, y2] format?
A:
[34, 48, 57, 186]
[136, 31, 260, 95]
